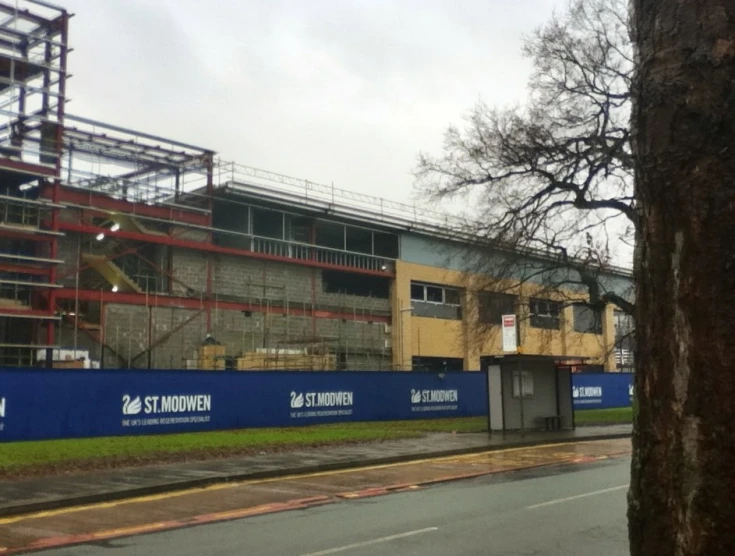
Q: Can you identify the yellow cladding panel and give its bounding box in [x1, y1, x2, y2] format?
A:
[393, 259, 618, 370]
[410, 317, 464, 358]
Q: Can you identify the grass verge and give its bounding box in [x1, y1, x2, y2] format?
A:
[0, 417, 487, 476]
[574, 407, 633, 425]
[0, 411, 630, 478]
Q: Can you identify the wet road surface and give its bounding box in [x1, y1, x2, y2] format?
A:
[0, 438, 630, 555]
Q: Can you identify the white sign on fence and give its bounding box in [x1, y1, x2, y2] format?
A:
[502, 314, 517, 353]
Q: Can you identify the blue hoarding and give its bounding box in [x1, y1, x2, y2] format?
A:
[0, 369, 488, 442]
[572, 372, 633, 410]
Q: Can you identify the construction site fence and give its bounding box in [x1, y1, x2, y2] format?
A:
[0, 368, 487, 441]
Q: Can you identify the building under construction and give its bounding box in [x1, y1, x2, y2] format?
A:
[0, 1, 634, 372]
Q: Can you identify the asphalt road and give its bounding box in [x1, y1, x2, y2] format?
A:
[41, 456, 631, 556]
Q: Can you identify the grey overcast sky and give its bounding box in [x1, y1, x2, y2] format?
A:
[60, 0, 561, 204]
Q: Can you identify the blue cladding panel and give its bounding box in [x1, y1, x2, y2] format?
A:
[399, 232, 633, 299]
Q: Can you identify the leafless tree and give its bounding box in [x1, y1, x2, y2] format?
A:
[415, 0, 635, 331]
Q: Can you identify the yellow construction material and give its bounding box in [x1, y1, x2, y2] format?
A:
[236, 352, 337, 371]
[190, 344, 227, 370]
[82, 254, 143, 293]
[199, 345, 226, 358]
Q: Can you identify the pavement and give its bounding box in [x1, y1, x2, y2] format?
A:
[0, 424, 631, 519]
[21, 450, 633, 556]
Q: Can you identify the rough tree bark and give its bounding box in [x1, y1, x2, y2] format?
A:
[629, 1, 735, 554]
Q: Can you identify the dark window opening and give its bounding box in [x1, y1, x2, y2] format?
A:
[478, 292, 516, 325]
[287, 215, 312, 243]
[212, 200, 249, 233]
[252, 207, 284, 239]
[529, 298, 561, 330]
[323, 270, 390, 298]
[315, 221, 345, 250]
[572, 303, 603, 334]
[426, 285, 443, 303]
[444, 288, 461, 306]
[410, 283, 425, 301]
[373, 231, 399, 258]
[346, 226, 372, 254]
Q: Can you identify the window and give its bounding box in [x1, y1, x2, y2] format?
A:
[323, 270, 390, 298]
[426, 285, 443, 303]
[346, 226, 372, 254]
[373, 232, 399, 258]
[573, 303, 603, 334]
[529, 298, 561, 330]
[286, 215, 311, 243]
[410, 282, 461, 305]
[512, 370, 534, 398]
[252, 207, 284, 239]
[478, 292, 516, 325]
[213, 200, 248, 233]
[444, 288, 461, 306]
[410, 282, 462, 320]
[314, 221, 345, 250]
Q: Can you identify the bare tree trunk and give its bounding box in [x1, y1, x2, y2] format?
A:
[629, 1, 735, 554]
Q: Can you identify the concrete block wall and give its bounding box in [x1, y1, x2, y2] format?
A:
[64, 242, 392, 370]
[210, 309, 390, 359]
[101, 304, 207, 369]
[171, 249, 391, 313]
[171, 249, 208, 294]
[94, 304, 390, 370]
[210, 252, 390, 312]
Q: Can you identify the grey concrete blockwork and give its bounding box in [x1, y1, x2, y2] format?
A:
[70, 243, 392, 369]
[212, 253, 390, 313]
[171, 249, 208, 294]
[95, 302, 390, 370]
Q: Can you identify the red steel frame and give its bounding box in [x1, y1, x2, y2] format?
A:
[0, 2, 70, 366]
[45, 10, 69, 352]
[0, 3, 395, 367]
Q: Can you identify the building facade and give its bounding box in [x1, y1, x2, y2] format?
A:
[0, 1, 633, 371]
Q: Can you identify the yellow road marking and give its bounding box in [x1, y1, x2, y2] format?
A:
[91, 522, 167, 538]
[0, 439, 621, 526]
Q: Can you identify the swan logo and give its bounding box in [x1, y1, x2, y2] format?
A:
[290, 392, 305, 409]
[411, 389, 458, 404]
[572, 386, 602, 399]
[122, 394, 211, 415]
[122, 395, 142, 415]
[0, 397, 5, 418]
[629, 384, 635, 399]
[290, 391, 353, 409]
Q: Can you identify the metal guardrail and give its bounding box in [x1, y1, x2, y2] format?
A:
[252, 236, 388, 272]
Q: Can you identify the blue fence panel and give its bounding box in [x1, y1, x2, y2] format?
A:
[572, 373, 633, 409]
[0, 369, 488, 442]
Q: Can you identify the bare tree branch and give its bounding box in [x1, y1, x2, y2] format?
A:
[415, 0, 634, 323]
